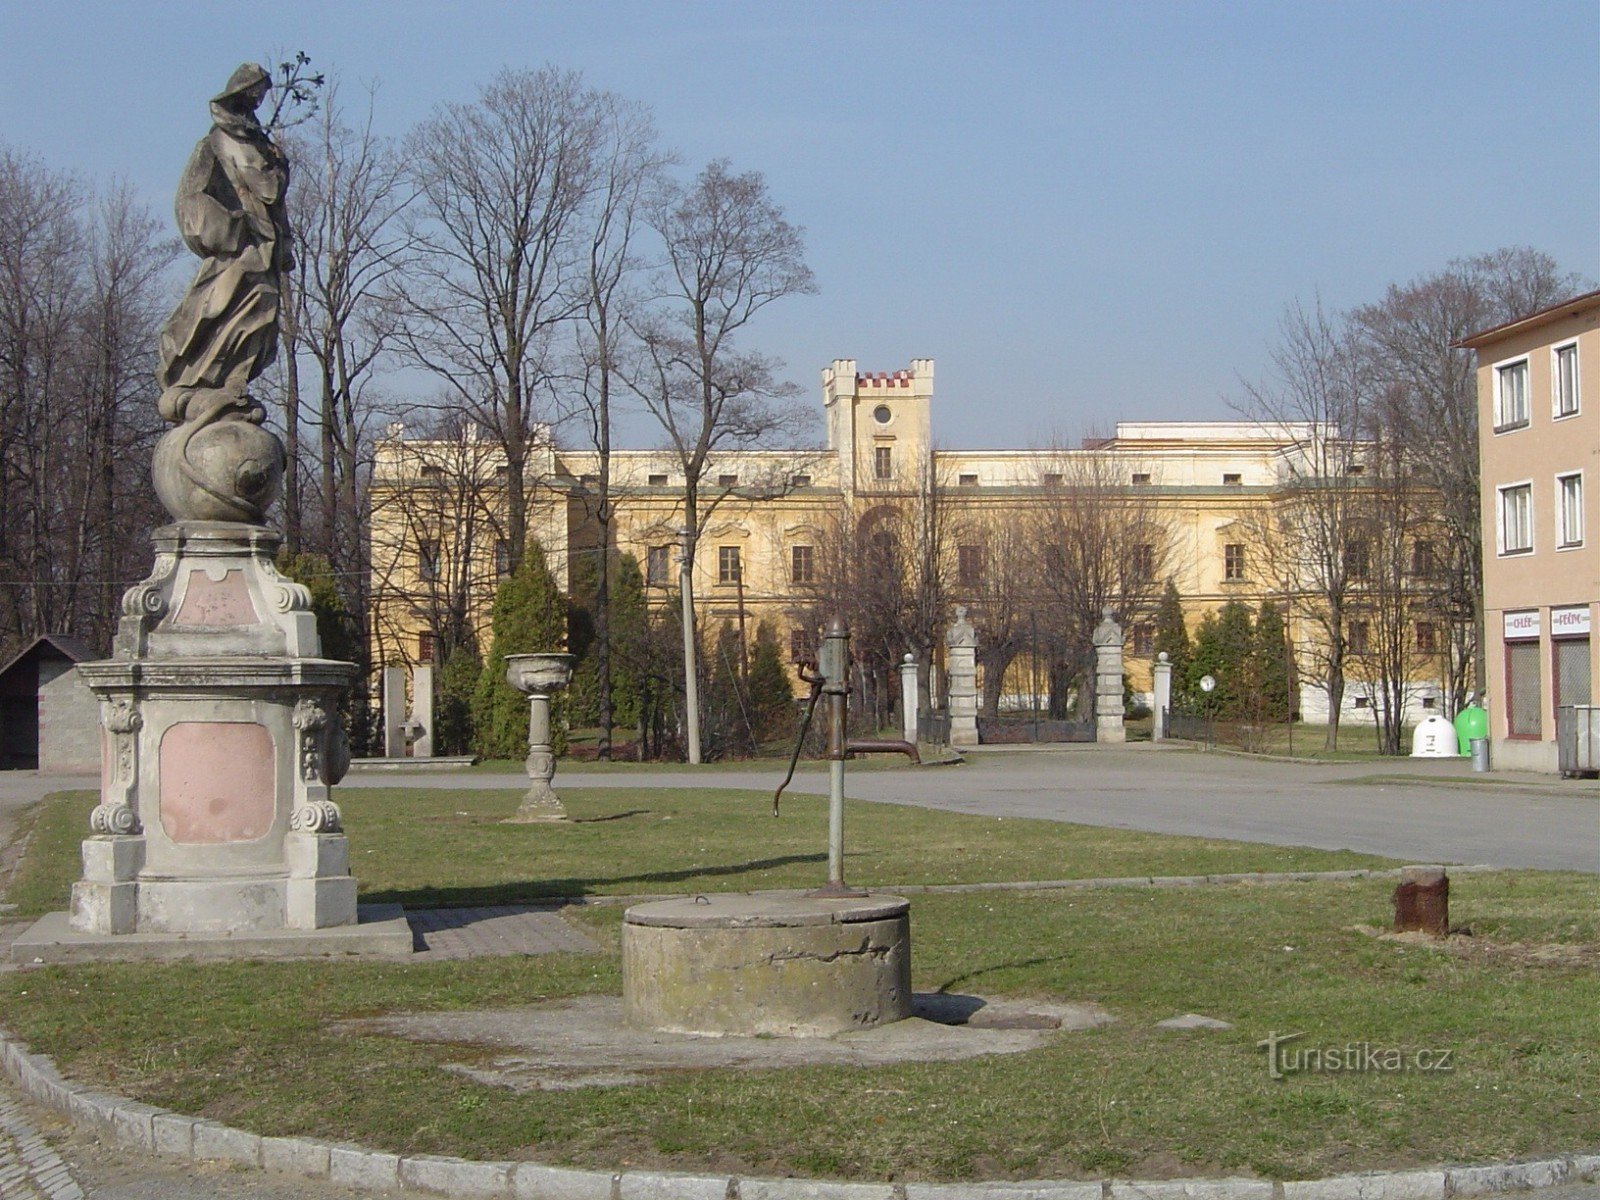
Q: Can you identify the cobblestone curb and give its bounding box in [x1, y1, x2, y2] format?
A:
[1, 1028, 1593, 1200]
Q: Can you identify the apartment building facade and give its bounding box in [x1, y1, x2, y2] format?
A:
[1465, 289, 1600, 770]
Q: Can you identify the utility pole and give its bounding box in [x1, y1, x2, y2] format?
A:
[678, 526, 702, 763]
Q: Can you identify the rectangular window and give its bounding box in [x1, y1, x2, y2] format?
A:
[717, 473, 739, 487]
[1349, 620, 1370, 655]
[790, 544, 814, 584]
[1556, 637, 1592, 709]
[1222, 472, 1242, 486]
[1410, 539, 1437, 578]
[1131, 472, 1151, 485]
[1343, 536, 1370, 582]
[646, 545, 671, 587]
[1506, 640, 1542, 737]
[1554, 342, 1580, 418]
[418, 632, 437, 664]
[958, 473, 979, 487]
[1129, 542, 1154, 582]
[790, 628, 815, 663]
[1416, 621, 1438, 654]
[418, 539, 440, 583]
[1131, 622, 1155, 657]
[1557, 472, 1584, 548]
[420, 464, 444, 478]
[790, 473, 812, 487]
[494, 539, 512, 578]
[718, 545, 742, 585]
[647, 472, 668, 486]
[1041, 472, 1062, 486]
[958, 544, 984, 587]
[1498, 482, 1533, 554]
[1495, 357, 1530, 430]
[1223, 543, 1245, 581]
[874, 445, 893, 481]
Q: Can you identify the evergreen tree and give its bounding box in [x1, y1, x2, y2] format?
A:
[1152, 579, 1192, 696]
[471, 539, 570, 760]
[1188, 601, 1255, 717]
[570, 552, 648, 738]
[747, 621, 798, 744]
[1250, 601, 1294, 723]
[433, 644, 481, 756]
[276, 551, 357, 663]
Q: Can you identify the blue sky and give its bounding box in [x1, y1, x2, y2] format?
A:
[2, 1, 1595, 448]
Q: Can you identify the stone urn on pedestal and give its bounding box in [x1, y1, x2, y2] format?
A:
[504, 652, 575, 823]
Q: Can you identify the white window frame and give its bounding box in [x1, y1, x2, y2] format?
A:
[1556, 470, 1584, 550]
[1494, 355, 1530, 431]
[1553, 340, 1581, 419]
[1497, 480, 1534, 555]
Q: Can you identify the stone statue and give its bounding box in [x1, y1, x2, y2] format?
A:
[946, 605, 976, 649]
[152, 62, 290, 524]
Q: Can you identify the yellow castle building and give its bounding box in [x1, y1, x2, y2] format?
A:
[368, 359, 1449, 724]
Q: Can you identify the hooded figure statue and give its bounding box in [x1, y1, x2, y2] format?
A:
[156, 61, 292, 426]
[151, 63, 291, 524]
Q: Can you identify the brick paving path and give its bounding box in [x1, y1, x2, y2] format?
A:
[405, 904, 601, 959]
[0, 1093, 83, 1200]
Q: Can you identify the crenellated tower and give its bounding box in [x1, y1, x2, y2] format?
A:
[822, 358, 934, 498]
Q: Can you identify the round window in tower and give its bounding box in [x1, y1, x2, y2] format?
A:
[873, 404, 892, 425]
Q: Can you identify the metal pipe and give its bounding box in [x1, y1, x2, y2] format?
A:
[845, 738, 921, 765]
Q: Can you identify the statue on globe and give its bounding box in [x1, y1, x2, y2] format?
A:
[152, 62, 291, 524]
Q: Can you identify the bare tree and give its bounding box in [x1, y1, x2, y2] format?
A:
[947, 502, 1037, 720]
[286, 79, 414, 571]
[631, 159, 816, 760]
[395, 67, 607, 572]
[367, 416, 508, 669]
[564, 94, 666, 760]
[1236, 299, 1370, 749]
[1339, 423, 1439, 754]
[1351, 247, 1586, 706]
[1032, 443, 1173, 719]
[71, 185, 177, 647]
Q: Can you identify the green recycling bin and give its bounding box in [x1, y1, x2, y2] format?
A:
[1454, 704, 1488, 758]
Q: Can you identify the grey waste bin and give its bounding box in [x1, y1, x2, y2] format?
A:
[1470, 738, 1490, 773]
[1557, 705, 1600, 778]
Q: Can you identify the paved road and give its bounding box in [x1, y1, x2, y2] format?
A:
[345, 744, 1600, 872]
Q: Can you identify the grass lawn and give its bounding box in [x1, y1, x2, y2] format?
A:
[10, 788, 1396, 916]
[5, 788, 1596, 1181]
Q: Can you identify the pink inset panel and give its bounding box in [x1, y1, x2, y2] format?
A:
[172, 569, 258, 625]
[158, 722, 275, 843]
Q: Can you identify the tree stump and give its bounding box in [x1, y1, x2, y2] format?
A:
[1393, 865, 1449, 935]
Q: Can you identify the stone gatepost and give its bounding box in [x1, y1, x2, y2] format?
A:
[946, 607, 978, 747]
[1092, 607, 1125, 744]
[382, 666, 406, 757]
[899, 654, 919, 745]
[1152, 651, 1172, 743]
[411, 664, 434, 758]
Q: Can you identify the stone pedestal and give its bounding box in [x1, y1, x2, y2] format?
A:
[411, 664, 434, 757]
[1152, 652, 1172, 743]
[946, 607, 978, 747]
[622, 892, 912, 1037]
[504, 653, 574, 823]
[899, 654, 919, 745]
[1093, 607, 1125, 744]
[382, 666, 407, 757]
[48, 523, 397, 951]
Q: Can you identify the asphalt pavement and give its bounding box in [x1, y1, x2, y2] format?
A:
[344, 743, 1600, 872]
